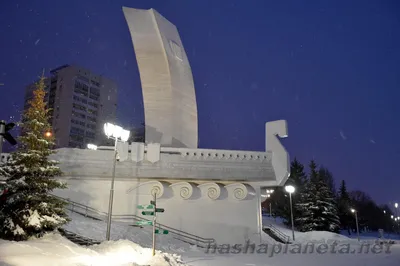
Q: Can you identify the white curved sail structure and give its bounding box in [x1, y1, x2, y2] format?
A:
[123, 7, 198, 148]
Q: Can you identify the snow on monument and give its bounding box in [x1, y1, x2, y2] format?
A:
[123, 7, 198, 148]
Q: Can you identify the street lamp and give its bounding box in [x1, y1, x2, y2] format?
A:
[44, 131, 52, 138]
[104, 122, 130, 241]
[285, 185, 295, 241]
[87, 144, 98, 150]
[351, 208, 360, 241]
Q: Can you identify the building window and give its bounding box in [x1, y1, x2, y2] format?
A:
[88, 101, 98, 108]
[73, 103, 86, 112]
[73, 95, 87, 104]
[71, 119, 85, 127]
[70, 127, 84, 135]
[86, 123, 96, 130]
[87, 109, 97, 116]
[72, 111, 86, 119]
[85, 131, 95, 139]
[87, 116, 96, 123]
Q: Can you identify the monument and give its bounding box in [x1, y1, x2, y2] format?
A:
[123, 7, 198, 148]
[45, 7, 290, 244]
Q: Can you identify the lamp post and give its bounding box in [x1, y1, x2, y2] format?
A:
[103, 122, 130, 241]
[351, 208, 360, 241]
[285, 185, 295, 241]
[266, 189, 274, 218]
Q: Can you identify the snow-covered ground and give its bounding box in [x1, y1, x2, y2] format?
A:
[1, 212, 400, 266]
[0, 233, 185, 266]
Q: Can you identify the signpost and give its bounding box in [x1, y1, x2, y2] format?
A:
[137, 204, 154, 210]
[155, 229, 169, 234]
[137, 193, 168, 256]
[136, 220, 153, 226]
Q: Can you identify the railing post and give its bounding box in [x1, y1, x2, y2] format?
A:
[71, 202, 74, 213]
[85, 206, 88, 217]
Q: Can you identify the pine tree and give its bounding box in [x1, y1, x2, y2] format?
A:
[267, 158, 307, 226]
[319, 166, 336, 195]
[337, 180, 352, 234]
[296, 161, 340, 232]
[0, 74, 68, 241]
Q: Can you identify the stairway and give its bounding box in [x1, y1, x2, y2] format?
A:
[58, 228, 101, 246]
[262, 224, 291, 244]
[53, 194, 216, 248]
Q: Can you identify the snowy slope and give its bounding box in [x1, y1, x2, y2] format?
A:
[64, 212, 196, 252]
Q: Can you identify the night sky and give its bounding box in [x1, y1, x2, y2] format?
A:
[0, 1, 399, 204]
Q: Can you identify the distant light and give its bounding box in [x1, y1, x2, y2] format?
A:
[285, 185, 295, 194]
[391, 215, 394, 219]
[104, 122, 130, 142]
[87, 144, 98, 150]
[44, 131, 52, 138]
[267, 194, 270, 198]
[351, 208, 356, 213]
[395, 203, 398, 208]
[383, 210, 386, 214]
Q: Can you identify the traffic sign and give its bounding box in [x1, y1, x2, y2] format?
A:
[142, 211, 155, 216]
[155, 229, 169, 235]
[136, 220, 153, 226]
[155, 208, 164, 213]
[137, 204, 154, 210]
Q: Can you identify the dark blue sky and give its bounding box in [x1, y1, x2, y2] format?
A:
[1, 0, 399, 204]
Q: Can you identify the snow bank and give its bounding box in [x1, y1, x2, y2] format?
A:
[0, 233, 187, 266]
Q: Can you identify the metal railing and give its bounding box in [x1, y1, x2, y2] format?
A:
[53, 194, 215, 248]
[263, 223, 291, 244]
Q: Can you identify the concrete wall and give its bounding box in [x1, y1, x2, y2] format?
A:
[54, 178, 263, 244]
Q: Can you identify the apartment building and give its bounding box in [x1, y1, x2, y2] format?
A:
[23, 65, 117, 148]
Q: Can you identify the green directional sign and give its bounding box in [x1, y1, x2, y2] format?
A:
[136, 220, 153, 226]
[155, 208, 165, 213]
[155, 229, 169, 235]
[142, 211, 155, 216]
[137, 204, 154, 210]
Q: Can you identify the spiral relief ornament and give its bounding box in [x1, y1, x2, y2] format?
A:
[225, 183, 255, 201]
[150, 185, 163, 197]
[170, 182, 197, 200]
[141, 181, 171, 199]
[198, 182, 223, 200]
[233, 186, 247, 200]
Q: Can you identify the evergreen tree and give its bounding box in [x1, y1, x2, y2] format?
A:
[0, 75, 68, 241]
[296, 161, 340, 232]
[267, 158, 308, 225]
[319, 166, 336, 195]
[337, 180, 352, 234]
